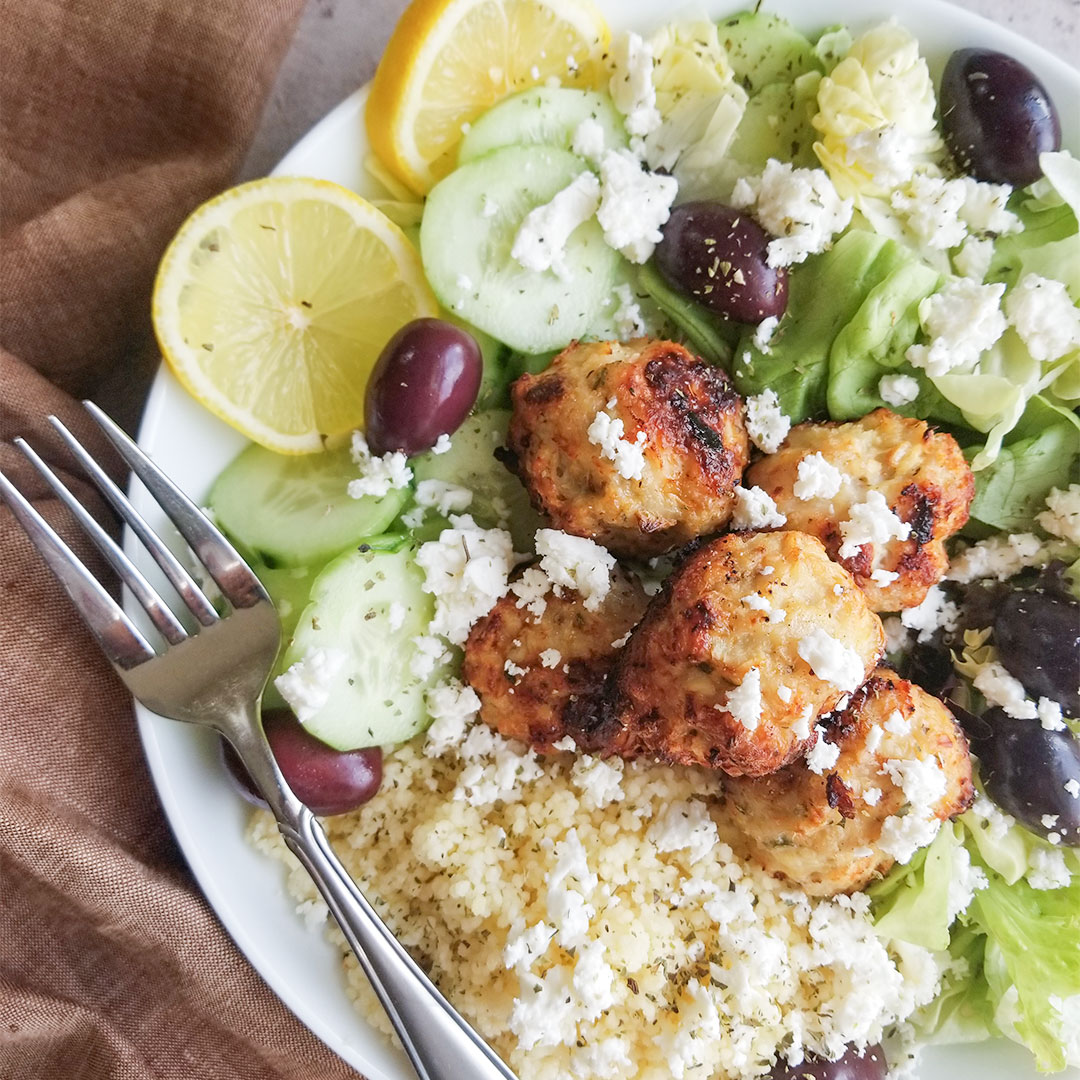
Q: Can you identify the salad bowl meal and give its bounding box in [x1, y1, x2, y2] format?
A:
[131, 0, 1080, 1077]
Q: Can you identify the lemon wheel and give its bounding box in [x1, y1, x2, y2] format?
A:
[366, 0, 610, 194]
[152, 177, 439, 453]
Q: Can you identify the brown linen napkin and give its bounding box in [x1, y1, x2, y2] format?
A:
[0, 1, 366, 1076]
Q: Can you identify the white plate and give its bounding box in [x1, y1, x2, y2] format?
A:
[129, 2, 1080, 1077]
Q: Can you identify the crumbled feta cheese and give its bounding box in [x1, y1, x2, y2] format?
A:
[572, 939, 618, 1020]
[742, 593, 771, 612]
[1038, 483, 1080, 545]
[730, 485, 787, 530]
[797, 628, 866, 692]
[648, 799, 719, 865]
[973, 661, 1038, 720]
[510, 566, 550, 619]
[777, 684, 794, 704]
[415, 517, 516, 645]
[410, 634, 451, 680]
[596, 148, 678, 263]
[885, 710, 911, 736]
[587, 409, 648, 480]
[891, 175, 968, 250]
[1005, 274, 1080, 362]
[724, 668, 764, 731]
[878, 373, 920, 408]
[744, 389, 791, 454]
[387, 601, 406, 632]
[539, 648, 562, 670]
[900, 585, 959, 644]
[1027, 847, 1071, 890]
[504, 658, 529, 679]
[946, 531, 1049, 583]
[414, 478, 473, 516]
[503, 919, 554, 974]
[732, 160, 853, 268]
[607, 31, 660, 138]
[905, 278, 1007, 376]
[760, 564, 775, 575]
[274, 646, 346, 724]
[792, 704, 814, 741]
[511, 171, 601, 280]
[793, 452, 844, 500]
[752, 315, 780, 353]
[946, 844, 989, 921]
[431, 433, 452, 455]
[569, 1037, 632, 1079]
[610, 629, 632, 648]
[958, 176, 1022, 236]
[347, 431, 412, 499]
[968, 792, 1016, 842]
[571, 116, 607, 163]
[570, 754, 624, 810]
[535, 528, 615, 612]
[952, 235, 994, 282]
[883, 615, 911, 654]
[842, 123, 917, 189]
[508, 966, 578, 1050]
[454, 724, 544, 807]
[1039, 697, 1067, 732]
[871, 568, 899, 586]
[611, 282, 647, 340]
[424, 679, 481, 756]
[805, 726, 841, 774]
[1066, 779, 1080, 800]
[879, 756, 948, 863]
[1042, 814, 1060, 829]
[838, 491, 911, 560]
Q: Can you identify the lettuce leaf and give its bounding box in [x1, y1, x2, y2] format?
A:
[637, 262, 736, 366]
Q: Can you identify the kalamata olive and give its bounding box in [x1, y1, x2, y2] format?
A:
[364, 317, 482, 456]
[993, 588, 1080, 716]
[655, 202, 788, 324]
[220, 708, 382, 816]
[963, 707, 1080, 844]
[769, 1044, 887, 1080]
[940, 48, 1061, 187]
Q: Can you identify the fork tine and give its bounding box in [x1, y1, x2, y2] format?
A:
[15, 438, 189, 647]
[48, 415, 219, 627]
[0, 467, 156, 670]
[82, 400, 268, 610]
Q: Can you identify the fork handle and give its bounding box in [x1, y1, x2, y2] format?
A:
[277, 810, 519, 1080]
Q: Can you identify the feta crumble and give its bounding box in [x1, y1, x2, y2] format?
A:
[752, 315, 780, 353]
[797, 629, 866, 693]
[905, 278, 1007, 376]
[539, 648, 562, 669]
[731, 160, 854, 268]
[805, 726, 841, 774]
[424, 679, 482, 756]
[1027, 847, 1071, 891]
[793, 452, 844, 500]
[952, 235, 994, 282]
[724, 668, 764, 731]
[431, 433, 452, 455]
[891, 175, 967, 250]
[587, 409, 648, 480]
[274, 646, 347, 724]
[535, 528, 615, 612]
[1005, 273, 1080, 362]
[647, 799, 719, 864]
[744, 388, 792, 454]
[837, 491, 912, 560]
[611, 281, 647, 339]
[347, 431, 412, 499]
[878, 373, 920, 408]
[510, 171, 601, 280]
[414, 478, 473, 516]
[596, 148, 678, 263]
[842, 123, 917, 189]
[900, 585, 959, 644]
[879, 756, 948, 863]
[1038, 483, 1080, 545]
[571, 116, 607, 163]
[972, 661, 1038, 720]
[731, 485, 787, 530]
[570, 754, 624, 810]
[946, 531, 1050, 584]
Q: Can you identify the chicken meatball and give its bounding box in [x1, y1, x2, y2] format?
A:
[721, 667, 974, 896]
[604, 531, 886, 776]
[507, 338, 749, 559]
[463, 567, 648, 753]
[745, 409, 973, 612]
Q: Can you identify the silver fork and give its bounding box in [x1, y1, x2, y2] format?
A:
[0, 400, 518, 1080]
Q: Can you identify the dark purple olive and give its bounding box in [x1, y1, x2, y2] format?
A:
[769, 1044, 887, 1080]
[364, 317, 483, 456]
[993, 588, 1080, 716]
[963, 707, 1080, 844]
[655, 201, 788, 324]
[220, 708, 382, 816]
[941, 48, 1061, 187]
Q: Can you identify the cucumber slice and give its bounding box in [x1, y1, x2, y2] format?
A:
[729, 73, 822, 172]
[718, 12, 821, 95]
[458, 88, 628, 164]
[281, 546, 448, 749]
[208, 442, 408, 567]
[254, 562, 320, 709]
[420, 144, 622, 353]
[411, 410, 544, 551]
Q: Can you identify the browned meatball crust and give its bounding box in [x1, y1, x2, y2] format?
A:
[507, 338, 750, 559]
[603, 531, 886, 776]
[463, 567, 648, 753]
[722, 667, 975, 896]
[745, 409, 974, 611]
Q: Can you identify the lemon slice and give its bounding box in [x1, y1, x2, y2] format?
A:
[153, 177, 438, 453]
[366, 0, 610, 194]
